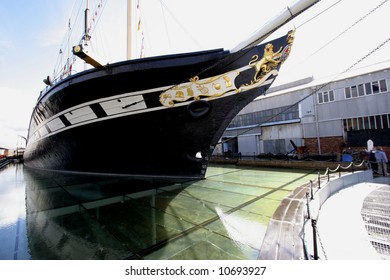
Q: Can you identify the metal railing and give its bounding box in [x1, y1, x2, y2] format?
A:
[304, 160, 368, 260]
[0, 158, 12, 170]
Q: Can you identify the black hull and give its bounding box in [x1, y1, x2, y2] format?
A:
[24, 33, 293, 180]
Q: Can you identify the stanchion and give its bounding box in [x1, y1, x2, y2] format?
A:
[312, 219, 319, 260]
[310, 180, 314, 200]
[306, 192, 311, 219]
[317, 172, 321, 189]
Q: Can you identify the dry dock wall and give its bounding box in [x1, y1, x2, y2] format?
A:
[258, 169, 373, 260]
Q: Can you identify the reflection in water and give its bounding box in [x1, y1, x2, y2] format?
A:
[216, 207, 266, 250]
[0, 163, 316, 260]
[23, 166, 191, 259]
[0, 164, 30, 260]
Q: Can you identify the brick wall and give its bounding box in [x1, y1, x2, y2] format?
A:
[304, 137, 390, 159]
[304, 137, 345, 155]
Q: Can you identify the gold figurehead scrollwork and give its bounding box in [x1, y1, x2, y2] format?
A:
[159, 71, 240, 107]
[244, 30, 295, 87]
[158, 30, 295, 107]
[287, 29, 295, 44]
[247, 44, 282, 85]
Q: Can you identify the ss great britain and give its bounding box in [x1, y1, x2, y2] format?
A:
[24, 0, 319, 180]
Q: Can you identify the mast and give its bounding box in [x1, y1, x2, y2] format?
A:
[231, 0, 320, 52]
[126, 0, 133, 60]
[72, 0, 103, 68]
[127, 0, 143, 59]
[83, 0, 91, 44]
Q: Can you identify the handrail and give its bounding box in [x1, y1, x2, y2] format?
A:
[0, 158, 12, 170]
[322, 160, 368, 184]
[304, 161, 371, 259]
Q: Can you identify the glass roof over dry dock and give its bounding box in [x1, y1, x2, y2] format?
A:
[0, 163, 317, 260]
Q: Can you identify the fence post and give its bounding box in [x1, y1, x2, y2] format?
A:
[317, 172, 321, 189]
[306, 192, 311, 219]
[312, 219, 319, 260]
[310, 180, 314, 200]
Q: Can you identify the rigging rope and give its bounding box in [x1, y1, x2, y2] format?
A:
[309, 0, 389, 57]
[296, 0, 343, 29]
[53, 0, 108, 82]
[160, 0, 172, 52]
[53, 0, 84, 79]
[159, 0, 203, 50]
[279, 0, 388, 85]
[86, 0, 108, 40]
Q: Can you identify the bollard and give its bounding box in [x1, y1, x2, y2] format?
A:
[317, 172, 321, 189]
[310, 180, 314, 200]
[312, 219, 319, 260]
[306, 192, 311, 219]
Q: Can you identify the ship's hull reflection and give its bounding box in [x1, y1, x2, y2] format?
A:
[24, 167, 195, 259]
[22, 163, 284, 260]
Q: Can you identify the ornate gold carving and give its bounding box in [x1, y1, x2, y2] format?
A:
[237, 70, 278, 93]
[159, 32, 294, 107]
[247, 43, 283, 85]
[224, 76, 232, 87]
[159, 71, 239, 107]
[287, 30, 295, 44]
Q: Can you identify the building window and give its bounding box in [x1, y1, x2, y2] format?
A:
[370, 116, 376, 128]
[358, 84, 365, 96]
[345, 79, 387, 99]
[363, 116, 370, 129]
[372, 81, 379, 94]
[380, 79, 388, 92]
[351, 85, 358, 97]
[318, 90, 334, 104]
[330, 90, 335, 101]
[345, 87, 351, 98]
[344, 114, 390, 131]
[347, 119, 353, 130]
[317, 92, 323, 103]
[227, 104, 299, 129]
[365, 83, 372, 95]
[383, 114, 389, 129]
[352, 118, 358, 130]
[358, 117, 364, 130]
[376, 115, 383, 129]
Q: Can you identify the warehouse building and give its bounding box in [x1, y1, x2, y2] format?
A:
[219, 62, 390, 159]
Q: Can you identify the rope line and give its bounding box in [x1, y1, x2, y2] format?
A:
[310, 0, 389, 57]
[296, 0, 343, 29]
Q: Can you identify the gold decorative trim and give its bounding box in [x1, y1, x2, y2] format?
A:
[159, 71, 240, 107]
[159, 31, 295, 107]
[245, 43, 282, 86]
[237, 70, 278, 93]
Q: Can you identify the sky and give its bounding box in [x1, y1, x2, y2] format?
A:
[0, 0, 389, 150]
